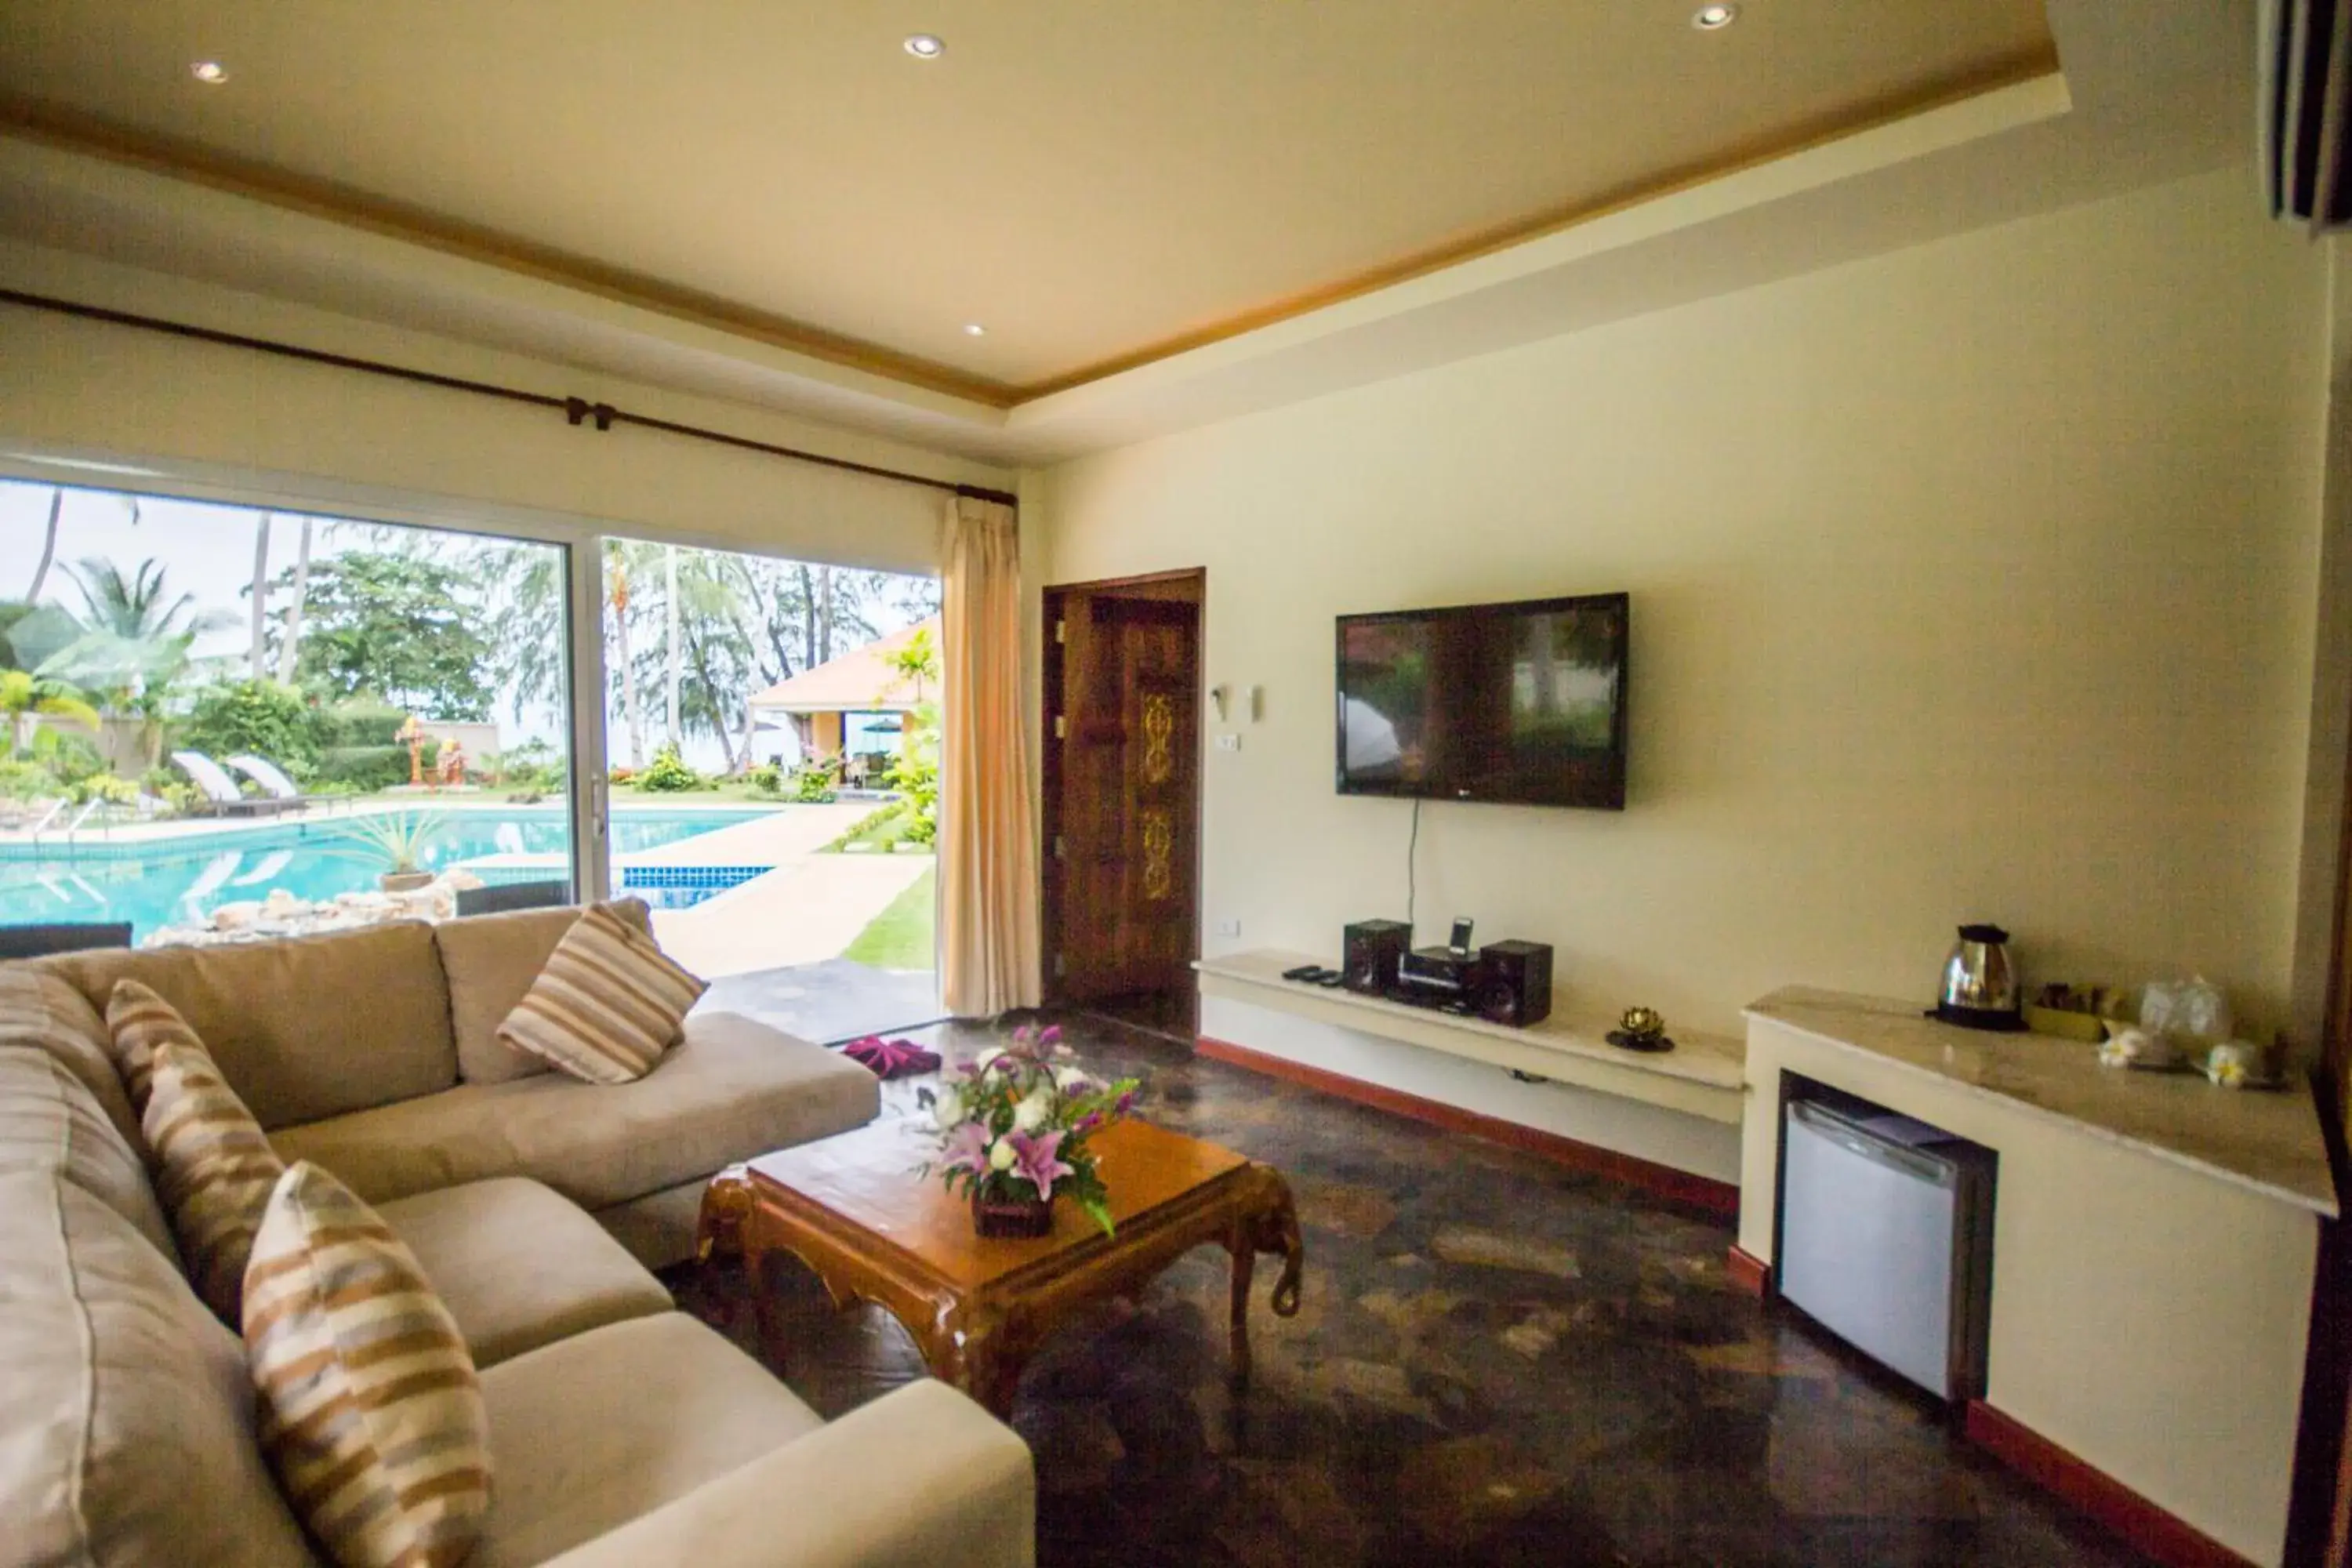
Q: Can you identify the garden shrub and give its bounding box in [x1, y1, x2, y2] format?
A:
[637, 742, 706, 793]
[790, 760, 838, 803]
[310, 699, 411, 750]
[0, 760, 53, 800]
[67, 773, 139, 806]
[181, 680, 319, 771]
[315, 740, 436, 791]
[746, 762, 783, 797]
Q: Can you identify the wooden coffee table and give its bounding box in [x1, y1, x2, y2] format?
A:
[699, 1117, 1303, 1414]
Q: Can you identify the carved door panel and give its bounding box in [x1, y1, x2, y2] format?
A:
[1051, 594, 1198, 1004]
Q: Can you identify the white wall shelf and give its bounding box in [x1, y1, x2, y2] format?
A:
[1193, 949, 1746, 1125]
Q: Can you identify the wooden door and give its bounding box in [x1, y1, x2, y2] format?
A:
[1047, 589, 1200, 1006]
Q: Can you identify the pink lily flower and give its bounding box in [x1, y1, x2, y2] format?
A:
[940, 1120, 992, 1177]
[1007, 1129, 1076, 1200]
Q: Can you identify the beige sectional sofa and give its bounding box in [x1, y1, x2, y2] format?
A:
[0, 907, 1036, 1567]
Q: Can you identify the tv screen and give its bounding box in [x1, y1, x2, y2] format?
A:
[1336, 591, 1628, 809]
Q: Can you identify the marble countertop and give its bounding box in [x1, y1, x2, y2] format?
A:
[1746, 986, 2339, 1218]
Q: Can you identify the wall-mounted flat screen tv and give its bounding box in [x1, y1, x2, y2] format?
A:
[1336, 591, 1628, 809]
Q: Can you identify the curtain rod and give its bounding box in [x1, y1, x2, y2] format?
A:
[0, 287, 1019, 510]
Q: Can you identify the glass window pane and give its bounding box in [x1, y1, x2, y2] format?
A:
[0, 479, 575, 956]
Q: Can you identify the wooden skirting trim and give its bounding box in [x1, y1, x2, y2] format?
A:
[1726, 1245, 1771, 1298]
[1193, 1034, 1739, 1219]
[1962, 1403, 2257, 1568]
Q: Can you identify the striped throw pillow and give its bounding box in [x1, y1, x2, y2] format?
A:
[495, 900, 706, 1084]
[141, 1027, 288, 1326]
[107, 976, 198, 1117]
[246, 1161, 491, 1568]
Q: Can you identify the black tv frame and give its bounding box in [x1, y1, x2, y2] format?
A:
[1334, 590, 1629, 810]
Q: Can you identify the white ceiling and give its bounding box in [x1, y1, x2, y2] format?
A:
[0, 0, 2267, 465]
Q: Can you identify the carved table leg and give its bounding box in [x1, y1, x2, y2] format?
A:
[922, 1299, 1023, 1417]
[697, 1163, 755, 1263]
[1227, 1225, 1258, 1388]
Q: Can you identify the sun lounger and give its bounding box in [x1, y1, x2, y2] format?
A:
[169, 750, 285, 818]
[225, 753, 314, 814]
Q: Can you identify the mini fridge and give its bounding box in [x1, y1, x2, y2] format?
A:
[1777, 1095, 1995, 1401]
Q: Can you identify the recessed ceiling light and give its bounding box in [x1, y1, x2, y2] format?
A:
[189, 60, 228, 83]
[963, 323, 986, 336]
[904, 33, 945, 59]
[1690, 5, 1737, 29]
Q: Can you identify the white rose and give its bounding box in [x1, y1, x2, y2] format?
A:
[975, 1047, 1006, 1073]
[930, 1086, 964, 1130]
[1012, 1089, 1053, 1134]
[988, 1137, 1018, 1172]
[1053, 1066, 1091, 1092]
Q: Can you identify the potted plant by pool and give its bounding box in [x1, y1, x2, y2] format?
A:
[334, 810, 449, 893]
[920, 1025, 1139, 1238]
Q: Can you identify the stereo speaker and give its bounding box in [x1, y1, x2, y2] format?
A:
[1341, 920, 1413, 994]
[1474, 940, 1553, 1027]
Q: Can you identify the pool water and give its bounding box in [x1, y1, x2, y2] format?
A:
[0, 807, 779, 942]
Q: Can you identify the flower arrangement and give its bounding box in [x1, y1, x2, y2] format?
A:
[919, 1025, 1140, 1236]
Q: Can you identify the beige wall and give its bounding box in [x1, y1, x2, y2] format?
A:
[1041, 168, 2332, 1041]
[0, 242, 1011, 575]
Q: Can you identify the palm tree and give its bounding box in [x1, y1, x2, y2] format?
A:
[24, 488, 62, 604]
[43, 557, 230, 766]
[248, 512, 273, 679]
[276, 516, 314, 683]
[0, 669, 100, 759]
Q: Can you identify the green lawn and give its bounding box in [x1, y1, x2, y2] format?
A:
[841, 866, 936, 971]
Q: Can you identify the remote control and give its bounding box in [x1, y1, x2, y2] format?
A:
[1281, 964, 1324, 982]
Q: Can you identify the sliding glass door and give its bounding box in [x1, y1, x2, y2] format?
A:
[593, 534, 943, 1039]
[0, 477, 583, 953]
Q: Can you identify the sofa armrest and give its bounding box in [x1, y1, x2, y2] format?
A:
[535, 1379, 1034, 1568]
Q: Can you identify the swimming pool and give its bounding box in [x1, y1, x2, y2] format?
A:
[0, 806, 781, 942]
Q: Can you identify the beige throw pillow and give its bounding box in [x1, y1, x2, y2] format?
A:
[246, 1160, 491, 1568]
[106, 975, 198, 1116]
[495, 900, 706, 1084]
[140, 1024, 288, 1326]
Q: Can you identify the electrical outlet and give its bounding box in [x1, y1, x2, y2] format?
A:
[1216, 733, 1242, 751]
[1216, 919, 1242, 938]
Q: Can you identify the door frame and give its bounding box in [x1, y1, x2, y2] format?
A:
[1039, 567, 1207, 1022]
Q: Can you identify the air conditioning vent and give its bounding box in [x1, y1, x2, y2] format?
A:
[2263, 0, 2352, 229]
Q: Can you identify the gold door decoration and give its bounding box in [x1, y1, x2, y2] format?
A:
[1140, 808, 1174, 902]
[1140, 693, 1175, 785]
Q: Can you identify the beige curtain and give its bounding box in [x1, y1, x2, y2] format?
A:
[938, 494, 1041, 1017]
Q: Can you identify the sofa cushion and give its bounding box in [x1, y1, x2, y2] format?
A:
[0, 1043, 179, 1263]
[271, 1009, 880, 1210]
[0, 963, 143, 1148]
[436, 897, 652, 1086]
[499, 902, 708, 1086]
[377, 1177, 673, 1368]
[473, 1312, 823, 1568]
[40, 920, 459, 1129]
[0, 1171, 317, 1567]
[145, 1031, 287, 1325]
[246, 1161, 492, 1568]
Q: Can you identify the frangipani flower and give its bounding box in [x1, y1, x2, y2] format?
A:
[1007, 1129, 1076, 1200]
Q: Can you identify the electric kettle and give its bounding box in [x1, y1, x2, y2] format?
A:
[1931, 924, 2024, 1032]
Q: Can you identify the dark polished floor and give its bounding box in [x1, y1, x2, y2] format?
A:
[667, 1014, 2146, 1568]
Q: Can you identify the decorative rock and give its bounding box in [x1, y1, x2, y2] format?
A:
[148, 871, 494, 949]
